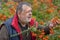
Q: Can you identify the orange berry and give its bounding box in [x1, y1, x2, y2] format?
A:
[40, 21, 44, 25]
[56, 19, 60, 24]
[40, 0, 44, 3]
[43, 38, 45, 40]
[0, 14, 3, 18]
[39, 35, 44, 39]
[32, 32, 37, 37]
[47, 9, 54, 13]
[50, 30, 54, 34]
[1, 15, 7, 21]
[45, 36, 49, 39]
[42, 37, 48, 40]
[58, 35, 60, 38]
[45, 0, 52, 3]
[51, 16, 59, 25]
[41, 32, 45, 35]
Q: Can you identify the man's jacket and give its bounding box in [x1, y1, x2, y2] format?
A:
[0, 15, 50, 40]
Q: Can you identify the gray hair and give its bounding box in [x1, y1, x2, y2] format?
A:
[16, 2, 31, 14]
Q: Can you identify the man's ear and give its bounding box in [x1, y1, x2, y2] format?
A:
[18, 10, 21, 14]
[17, 11, 21, 16]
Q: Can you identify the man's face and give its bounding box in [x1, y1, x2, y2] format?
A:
[18, 5, 32, 23]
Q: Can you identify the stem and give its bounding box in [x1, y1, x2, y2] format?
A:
[10, 27, 33, 37]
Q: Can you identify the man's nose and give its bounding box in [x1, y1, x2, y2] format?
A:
[29, 12, 32, 16]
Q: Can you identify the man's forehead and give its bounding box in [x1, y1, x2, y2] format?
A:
[22, 5, 32, 10]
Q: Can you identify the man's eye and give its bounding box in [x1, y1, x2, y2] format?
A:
[28, 10, 32, 13]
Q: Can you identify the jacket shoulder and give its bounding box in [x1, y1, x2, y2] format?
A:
[4, 18, 13, 25]
[0, 24, 9, 40]
[0, 18, 13, 30]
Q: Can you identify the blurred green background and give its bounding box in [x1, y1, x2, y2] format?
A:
[0, 0, 60, 40]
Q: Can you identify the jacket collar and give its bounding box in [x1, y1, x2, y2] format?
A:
[11, 14, 22, 40]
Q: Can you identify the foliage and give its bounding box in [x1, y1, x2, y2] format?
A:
[0, 0, 60, 40]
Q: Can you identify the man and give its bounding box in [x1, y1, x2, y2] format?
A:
[0, 2, 56, 40]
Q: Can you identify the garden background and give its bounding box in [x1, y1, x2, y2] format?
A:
[0, 0, 60, 40]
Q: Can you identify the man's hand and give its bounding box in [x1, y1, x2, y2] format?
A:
[49, 17, 60, 28]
